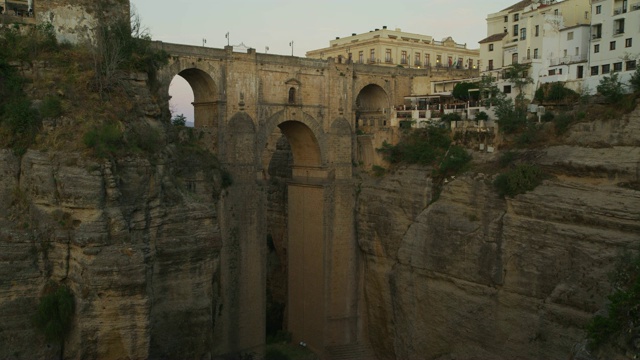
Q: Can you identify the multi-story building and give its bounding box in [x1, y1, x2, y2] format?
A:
[306, 26, 480, 70]
[585, 0, 640, 92]
[479, 0, 591, 98]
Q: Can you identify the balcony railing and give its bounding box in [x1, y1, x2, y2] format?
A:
[549, 54, 587, 66]
[632, 3, 640, 11]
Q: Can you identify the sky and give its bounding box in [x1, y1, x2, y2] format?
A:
[129, 0, 517, 123]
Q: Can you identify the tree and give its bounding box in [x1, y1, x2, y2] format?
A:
[172, 114, 187, 127]
[34, 284, 75, 359]
[629, 66, 640, 93]
[452, 82, 479, 101]
[597, 72, 625, 103]
[504, 63, 533, 111]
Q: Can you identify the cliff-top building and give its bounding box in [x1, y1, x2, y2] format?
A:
[479, 0, 592, 97]
[306, 26, 480, 70]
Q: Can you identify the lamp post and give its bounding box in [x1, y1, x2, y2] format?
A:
[202, 38, 207, 47]
[289, 41, 294, 56]
[225, 32, 230, 46]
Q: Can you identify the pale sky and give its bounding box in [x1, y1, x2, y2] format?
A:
[129, 0, 517, 123]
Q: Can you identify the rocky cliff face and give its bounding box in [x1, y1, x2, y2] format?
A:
[357, 109, 640, 359]
[0, 142, 224, 359]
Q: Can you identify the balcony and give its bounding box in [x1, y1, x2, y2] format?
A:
[613, 7, 626, 14]
[549, 54, 588, 66]
[632, 3, 640, 11]
[521, 56, 532, 64]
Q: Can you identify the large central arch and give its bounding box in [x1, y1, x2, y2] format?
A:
[174, 68, 218, 128]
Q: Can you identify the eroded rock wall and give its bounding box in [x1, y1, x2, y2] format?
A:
[358, 111, 640, 359]
[0, 148, 222, 359]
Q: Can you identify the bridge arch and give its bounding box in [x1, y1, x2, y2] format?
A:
[355, 83, 389, 112]
[171, 67, 218, 128]
[259, 110, 327, 175]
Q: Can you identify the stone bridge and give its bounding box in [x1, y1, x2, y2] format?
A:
[154, 41, 475, 357]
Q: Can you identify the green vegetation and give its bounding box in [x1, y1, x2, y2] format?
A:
[597, 72, 625, 103]
[441, 112, 462, 123]
[452, 81, 479, 101]
[493, 164, 546, 198]
[0, 24, 63, 154]
[83, 123, 124, 158]
[33, 284, 74, 343]
[172, 114, 187, 127]
[534, 82, 579, 104]
[475, 111, 489, 121]
[630, 66, 640, 93]
[587, 252, 640, 351]
[377, 127, 471, 178]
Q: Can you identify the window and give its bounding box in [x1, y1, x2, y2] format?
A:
[468, 59, 474, 69]
[526, 48, 530, 59]
[425, 53, 430, 66]
[535, 25, 539, 37]
[288, 87, 296, 104]
[514, 13, 519, 21]
[549, 69, 556, 76]
[575, 47, 580, 56]
[567, 31, 574, 40]
[602, 64, 610, 73]
[385, 49, 392, 62]
[436, 54, 442, 66]
[577, 66, 584, 79]
[488, 59, 494, 70]
[594, 44, 600, 53]
[596, 5, 601, 14]
[401, 51, 407, 64]
[563, 49, 568, 57]
[591, 66, 599, 75]
[613, 62, 623, 72]
[512, 52, 518, 64]
[554, 9, 559, 15]
[448, 56, 453, 67]
[610, 41, 616, 50]
[358, 51, 363, 63]
[503, 85, 512, 94]
[592, 24, 602, 39]
[558, 68, 563, 75]
[513, 24, 519, 37]
[504, 15, 508, 22]
[370, 49, 375, 62]
[489, 44, 494, 51]
[614, 19, 625, 34]
[520, 27, 527, 40]
[627, 60, 637, 71]
[534, 48, 539, 59]
[415, 53, 421, 66]
[626, 38, 632, 48]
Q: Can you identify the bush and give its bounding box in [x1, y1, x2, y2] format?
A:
[541, 112, 555, 122]
[441, 113, 462, 123]
[554, 113, 574, 135]
[33, 284, 74, 343]
[498, 151, 517, 168]
[83, 123, 124, 158]
[437, 146, 471, 177]
[172, 114, 187, 127]
[493, 164, 545, 198]
[630, 67, 640, 93]
[475, 111, 489, 121]
[586, 252, 640, 350]
[377, 127, 452, 166]
[597, 72, 625, 103]
[39, 95, 63, 118]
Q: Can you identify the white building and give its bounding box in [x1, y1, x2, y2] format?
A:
[479, 0, 592, 99]
[585, 0, 640, 92]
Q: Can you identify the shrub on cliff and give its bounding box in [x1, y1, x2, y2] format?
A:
[493, 164, 545, 198]
[33, 284, 75, 344]
[586, 252, 640, 352]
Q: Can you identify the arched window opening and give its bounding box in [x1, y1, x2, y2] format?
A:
[288, 87, 296, 104]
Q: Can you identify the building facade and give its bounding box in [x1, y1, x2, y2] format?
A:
[479, 0, 591, 97]
[306, 27, 480, 70]
[584, 0, 640, 92]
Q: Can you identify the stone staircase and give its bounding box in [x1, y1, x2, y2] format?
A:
[324, 344, 377, 360]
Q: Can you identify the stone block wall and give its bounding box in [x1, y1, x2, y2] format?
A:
[35, 0, 130, 44]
